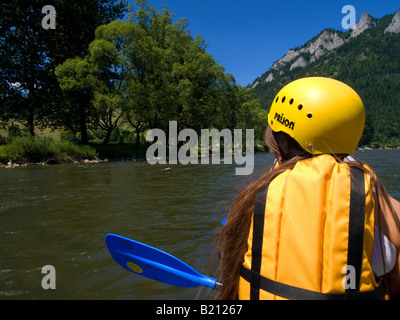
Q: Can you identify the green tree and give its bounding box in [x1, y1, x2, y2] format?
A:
[57, 0, 266, 149]
[0, 2, 51, 135]
[0, 0, 127, 136]
[88, 21, 135, 144]
[56, 20, 132, 145]
[55, 57, 96, 144]
[235, 87, 268, 143]
[123, 0, 231, 135]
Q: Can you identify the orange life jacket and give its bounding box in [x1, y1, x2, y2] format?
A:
[238, 155, 384, 300]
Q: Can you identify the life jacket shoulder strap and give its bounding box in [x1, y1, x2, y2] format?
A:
[249, 185, 268, 300]
[346, 167, 366, 299]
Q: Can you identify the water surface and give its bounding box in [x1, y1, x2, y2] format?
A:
[0, 150, 399, 299]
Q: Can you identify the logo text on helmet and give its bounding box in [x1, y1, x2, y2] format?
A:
[274, 113, 295, 130]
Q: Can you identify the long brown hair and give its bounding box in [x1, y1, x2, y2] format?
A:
[214, 127, 400, 300]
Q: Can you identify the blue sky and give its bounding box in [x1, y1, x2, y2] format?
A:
[127, 1, 400, 86]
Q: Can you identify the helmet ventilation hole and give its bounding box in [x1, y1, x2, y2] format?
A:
[298, 104, 303, 111]
[281, 97, 286, 103]
[289, 98, 294, 105]
[307, 113, 313, 119]
[275, 96, 279, 103]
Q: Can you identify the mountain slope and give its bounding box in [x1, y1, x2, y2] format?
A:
[252, 10, 400, 147]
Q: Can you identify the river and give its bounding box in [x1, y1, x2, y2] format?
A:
[0, 149, 399, 300]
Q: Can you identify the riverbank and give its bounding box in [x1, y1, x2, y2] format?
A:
[0, 135, 266, 169]
[0, 155, 148, 168]
[2, 144, 399, 169]
[0, 136, 148, 168]
[1, 156, 112, 168]
[359, 146, 400, 150]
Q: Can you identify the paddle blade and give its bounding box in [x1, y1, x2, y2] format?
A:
[105, 234, 217, 289]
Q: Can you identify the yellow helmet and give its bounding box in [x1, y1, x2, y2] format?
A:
[267, 77, 365, 155]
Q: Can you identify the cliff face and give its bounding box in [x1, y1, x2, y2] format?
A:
[385, 9, 400, 34]
[268, 30, 345, 75]
[351, 13, 377, 38]
[258, 29, 347, 86]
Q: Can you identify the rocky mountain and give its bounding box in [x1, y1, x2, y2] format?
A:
[252, 9, 400, 147]
[257, 29, 345, 85]
[385, 9, 400, 33]
[351, 12, 377, 38]
[252, 12, 393, 87]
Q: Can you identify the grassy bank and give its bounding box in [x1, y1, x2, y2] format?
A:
[0, 124, 266, 166]
[0, 133, 151, 165]
[0, 136, 98, 164]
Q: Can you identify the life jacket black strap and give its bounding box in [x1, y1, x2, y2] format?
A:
[346, 167, 365, 299]
[249, 185, 268, 300]
[241, 266, 385, 300]
[245, 166, 382, 300]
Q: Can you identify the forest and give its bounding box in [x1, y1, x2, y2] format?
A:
[0, 0, 266, 163]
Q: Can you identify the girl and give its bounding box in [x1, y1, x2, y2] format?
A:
[216, 77, 400, 300]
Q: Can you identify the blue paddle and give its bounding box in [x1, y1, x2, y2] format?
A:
[105, 234, 221, 290]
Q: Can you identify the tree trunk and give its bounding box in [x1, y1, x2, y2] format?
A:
[103, 128, 113, 146]
[27, 104, 35, 136]
[135, 127, 141, 150]
[27, 78, 35, 136]
[80, 106, 89, 145]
